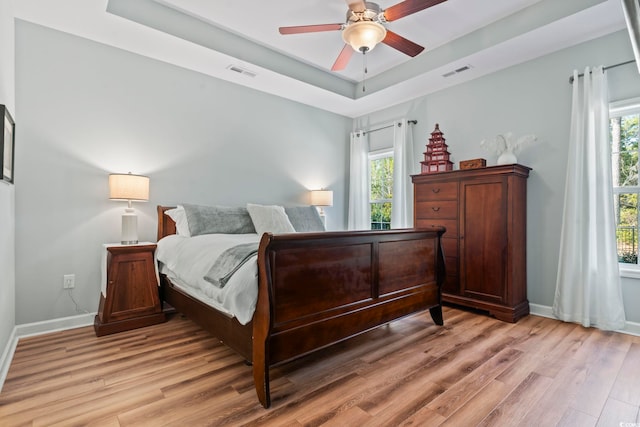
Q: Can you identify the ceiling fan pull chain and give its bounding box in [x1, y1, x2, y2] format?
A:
[362, 50, 368, 92]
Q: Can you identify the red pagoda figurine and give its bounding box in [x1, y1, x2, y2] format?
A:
[421, 123, 453, 173]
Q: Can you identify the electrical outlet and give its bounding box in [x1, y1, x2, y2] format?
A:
[63, 274, 75, 289]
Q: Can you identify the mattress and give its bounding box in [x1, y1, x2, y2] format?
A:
[156, 233, 260, 325]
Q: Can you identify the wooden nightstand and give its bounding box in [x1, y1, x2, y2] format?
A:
[94, 243, 165, 336]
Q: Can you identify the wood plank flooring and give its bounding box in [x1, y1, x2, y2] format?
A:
[1, 306, 639, 426]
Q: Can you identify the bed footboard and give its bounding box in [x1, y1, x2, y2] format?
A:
[156, 206, 445, 409]
[253, 228, 445, 408]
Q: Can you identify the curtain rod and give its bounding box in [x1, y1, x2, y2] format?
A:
[568, 59, 636, 84]
[362, 120, 417, 135]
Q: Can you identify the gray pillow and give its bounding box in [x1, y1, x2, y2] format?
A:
[182, 204, 256, 236]
[247, 203, 296, 235]
[285, 206, 326, 232]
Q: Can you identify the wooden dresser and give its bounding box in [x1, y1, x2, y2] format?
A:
[412, 164, 531, 322]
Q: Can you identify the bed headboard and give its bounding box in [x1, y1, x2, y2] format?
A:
[157, 206, 177, 241]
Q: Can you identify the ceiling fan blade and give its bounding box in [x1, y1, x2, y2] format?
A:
[383, 0, 447, 22]
[345, 0, 367, 13]
[331, 44, 354, 71]
[382, 30, 425, 57]
[279, 24, 343, 35]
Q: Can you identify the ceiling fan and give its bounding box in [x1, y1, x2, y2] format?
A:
[279, 0, 447, 71]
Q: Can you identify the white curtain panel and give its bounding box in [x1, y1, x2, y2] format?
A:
[621, 0, 640, 74]
[391, 119, 415, 228]
[348, 131, 371, 230]
[553, 66, 626, 331]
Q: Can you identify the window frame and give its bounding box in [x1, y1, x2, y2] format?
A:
[610, 96, 640, 278]
[368, 148, 394, 230]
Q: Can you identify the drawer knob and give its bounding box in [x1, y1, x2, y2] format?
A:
[431, 188, 441, 193]
[431, 207, 440, 212]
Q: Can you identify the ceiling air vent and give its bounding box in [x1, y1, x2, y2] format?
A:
[227, 65, 257, 78]
[442, 64, 473, 78]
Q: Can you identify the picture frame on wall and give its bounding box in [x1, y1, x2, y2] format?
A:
[1, 104, 15, 184]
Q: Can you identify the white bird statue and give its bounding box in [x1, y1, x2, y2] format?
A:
[480, 132, 537, 165]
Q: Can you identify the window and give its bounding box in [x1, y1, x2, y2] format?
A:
[369, 150, 393, 230]
[610, 98, 640, 268]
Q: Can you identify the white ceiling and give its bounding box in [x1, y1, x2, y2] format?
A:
[13, 0, 628, 117]
[154, 0, 543, 82]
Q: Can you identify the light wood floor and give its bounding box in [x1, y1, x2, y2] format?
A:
[1, 306, 639, 426]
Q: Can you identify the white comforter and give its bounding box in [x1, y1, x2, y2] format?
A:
[156, 233, 260, 325]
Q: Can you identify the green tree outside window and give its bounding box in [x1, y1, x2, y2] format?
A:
[370, 154, 393, 230]
[611, 110, 640, 264]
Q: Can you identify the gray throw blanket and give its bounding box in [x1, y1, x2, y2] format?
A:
[203, 242, 259, 288]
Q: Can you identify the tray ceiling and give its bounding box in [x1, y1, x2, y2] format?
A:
[14, 0, 627, 117]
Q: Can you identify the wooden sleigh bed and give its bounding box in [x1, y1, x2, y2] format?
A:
[156, 205, 446, 408]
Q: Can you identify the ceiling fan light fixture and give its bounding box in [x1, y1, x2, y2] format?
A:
[342, 20, 387, 53]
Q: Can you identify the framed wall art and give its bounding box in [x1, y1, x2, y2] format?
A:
[1, 104, 15, 184]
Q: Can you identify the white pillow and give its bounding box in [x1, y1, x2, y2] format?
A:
[164, 205, 191, 237]
[246, 203, 296, 235]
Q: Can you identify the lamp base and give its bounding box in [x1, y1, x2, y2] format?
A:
[317, 208, 327, 228]
[121, 209, 139, 245]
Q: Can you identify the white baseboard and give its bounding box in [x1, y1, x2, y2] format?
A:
[0, 312, 96, 392]
[529, 303, 555, 319]
[14, 312, 96, 339]
[0, 327, 18, 394]
[619, 320, 640, 336]
[529, 303, 640, 336]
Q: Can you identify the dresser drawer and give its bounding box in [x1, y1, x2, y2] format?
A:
[415, 200, 457, 219]
[415, 182, 458, 201]
[442, 238, 458, 288]
[441, 237, 458, 260]
[445, 257, 458, 276]
[415, 219, 458, 237]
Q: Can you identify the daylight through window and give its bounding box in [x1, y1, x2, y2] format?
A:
[369, 150, 393, 230]
[610, 98, 640, 266]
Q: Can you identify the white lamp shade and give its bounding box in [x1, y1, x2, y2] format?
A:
[109, 173, 150, 201]
[311, 190, 334, 207]
[342, 21, 387, 52]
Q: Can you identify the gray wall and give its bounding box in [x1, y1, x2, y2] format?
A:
[11, 20, 640, 327]
[0, 0, 16, 356]
[355, 30, 640, 323]
[14, 21, 351, 324]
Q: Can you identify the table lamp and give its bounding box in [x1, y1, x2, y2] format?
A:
[310, 189, 333, 222]
[109, 172, 149, 244]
